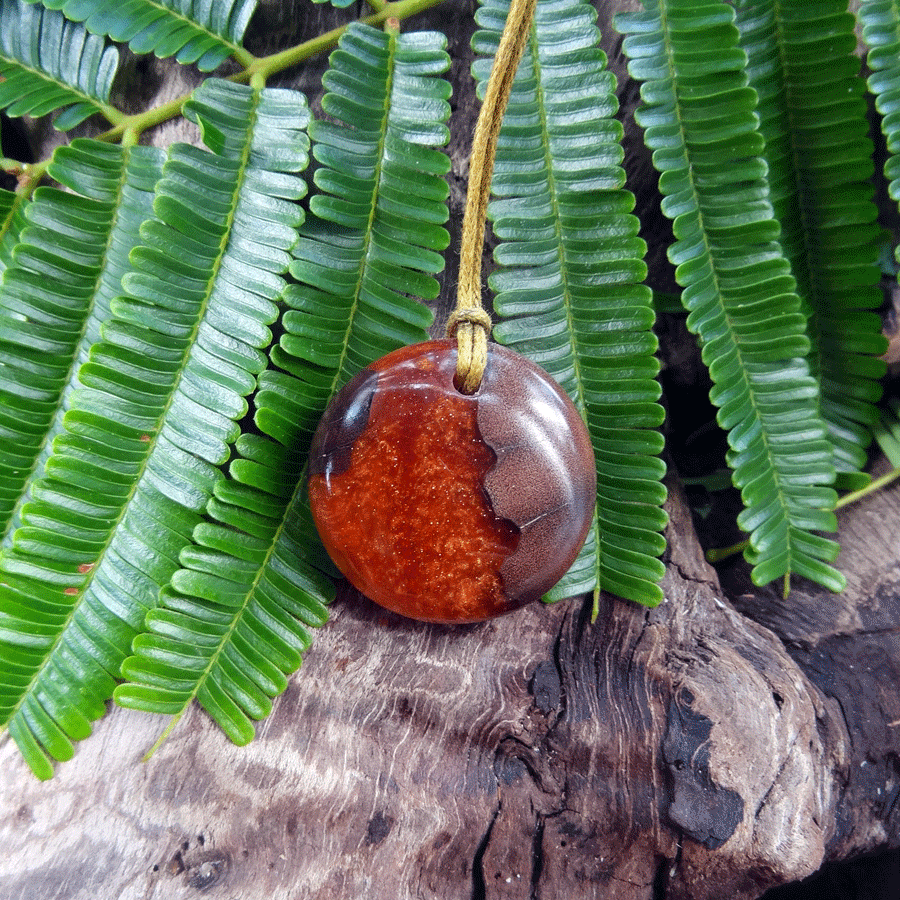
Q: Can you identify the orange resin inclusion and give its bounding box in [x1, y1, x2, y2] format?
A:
[308, 353, 519, 623]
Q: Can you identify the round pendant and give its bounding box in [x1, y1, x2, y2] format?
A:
[307, 339, 596, 623]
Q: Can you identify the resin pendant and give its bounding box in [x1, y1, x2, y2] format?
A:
[308, 339, 596, 623]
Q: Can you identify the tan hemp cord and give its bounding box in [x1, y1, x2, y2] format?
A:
[446, 0, 539, 394]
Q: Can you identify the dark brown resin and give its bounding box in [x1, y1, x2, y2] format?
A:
[308, 340, 596, 623]
[477, 343, 597, 605]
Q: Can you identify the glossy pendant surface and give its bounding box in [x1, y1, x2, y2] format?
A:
[308, 339, 596, 623]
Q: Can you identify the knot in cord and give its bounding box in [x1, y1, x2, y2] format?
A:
[446, 306, 492, 395]
[445, 306, 493, 337]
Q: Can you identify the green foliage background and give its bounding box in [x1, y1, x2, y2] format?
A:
[0, 0, 897, 778]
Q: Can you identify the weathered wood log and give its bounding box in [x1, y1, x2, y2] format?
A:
[1, 2, 898, 898]
[1, 476, 897, 899]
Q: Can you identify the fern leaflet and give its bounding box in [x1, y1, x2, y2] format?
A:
[31, 0, 257, 70]
[0, 0, 120, 129]
[616, 0, 842, 592]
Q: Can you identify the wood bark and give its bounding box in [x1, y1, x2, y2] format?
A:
[2, 2, 899, 898]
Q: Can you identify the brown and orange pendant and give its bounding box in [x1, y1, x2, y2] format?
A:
[308, 339, 596, 623]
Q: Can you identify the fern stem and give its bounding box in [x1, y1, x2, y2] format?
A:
[100, 104, 127, 127]
[708, 466, 900, 566]
[241, 0, 447, 83]
[92, 0, 448, 145]
[240, 25, 360, 83]
[835, 466, 900, 509]
[96, 94, 190, 144]
[451, 0, 537, 394]
[120, 128, 139, 149]
[232, 46, 255, 69]
[16, 160, 50, 200]
[141, 713, 184, 762]
[706, 539, 748, 564]
[0, 158, 24, 176]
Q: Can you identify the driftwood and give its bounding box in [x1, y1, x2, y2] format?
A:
[1, 2, 899, 898]
[1, 477, 897, 900]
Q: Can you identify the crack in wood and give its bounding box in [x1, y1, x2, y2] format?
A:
[529, 814, 545, 900]
[753, 732, 801, 821]
[471, 803, 501, 900]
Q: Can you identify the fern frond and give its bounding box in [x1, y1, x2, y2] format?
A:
[0, 0, 120, 129]
[735, 0, 887, 489]
[0, 141, 164, 543]
[32, 0, 257, 70]
[617, 0, 843, 592]
[115, 25, 452, 745]
[0, 79, 310, 777]
[288, 23, 448, 390]
[472, 0, 667, 608]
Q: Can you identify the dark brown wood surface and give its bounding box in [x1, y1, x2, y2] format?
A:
[1, 2, 898, 898]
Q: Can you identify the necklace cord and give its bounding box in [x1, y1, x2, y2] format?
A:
[448, 0, 538, 393]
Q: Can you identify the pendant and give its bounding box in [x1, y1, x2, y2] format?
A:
[308, 339, 596, 623]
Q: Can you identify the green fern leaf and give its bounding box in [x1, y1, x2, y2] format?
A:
[289, 23, 448, 389]
[0, 79, 310, 777]
[617, 0, 843, 592]
[0, 0, 119, 129]
[0, 187, 29, 275]
[115, 447, 334, 747]
[735, 0, 887, 489]
[860, 4, 900, 254]
[473, 0, 667, 608]
[31, 0, 257, 70]
[115, 25, 452, 746]
[0, 141, 164, 543]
